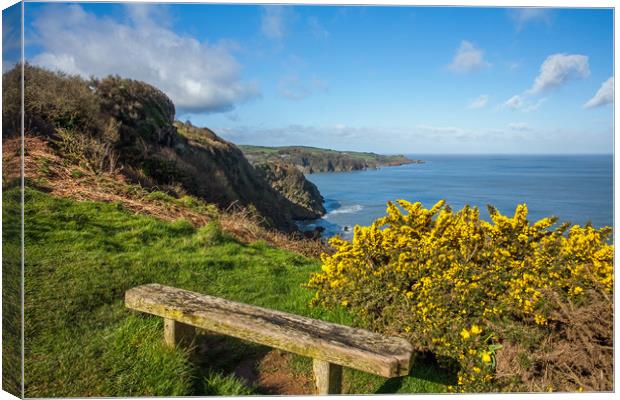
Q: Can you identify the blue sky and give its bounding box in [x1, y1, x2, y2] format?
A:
[21, 3, 614, 154]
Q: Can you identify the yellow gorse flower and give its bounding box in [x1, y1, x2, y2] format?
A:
[307, 199, 613, 392]
[534, 314, 547, 326]
[572, 286, 584, 295]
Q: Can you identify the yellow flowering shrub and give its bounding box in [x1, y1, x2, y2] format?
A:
[307, 200, 613, 392]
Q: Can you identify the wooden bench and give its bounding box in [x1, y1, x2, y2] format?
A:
[125, 283, 414, 394]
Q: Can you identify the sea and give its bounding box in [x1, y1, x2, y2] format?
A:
[298, 154, 614, 240]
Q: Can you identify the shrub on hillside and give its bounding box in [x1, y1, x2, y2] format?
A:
[4, 65, 301, 231]
[3, 64, 121, 173]
[94, 75, 177, 149]
[54, 127, 120, 173]
[3, 64, 104, 138]
[5, 65, 178, 168]
[2, 65, 22, 138]
[307, 200, 613, 392]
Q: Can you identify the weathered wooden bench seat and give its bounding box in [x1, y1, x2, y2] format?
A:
[125, 283, 414, 394]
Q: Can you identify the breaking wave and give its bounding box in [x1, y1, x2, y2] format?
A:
[326, 204, 363, 216]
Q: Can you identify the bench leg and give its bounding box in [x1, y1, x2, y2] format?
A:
[164, 318, 195, 348]
[313, 359, 342, 395]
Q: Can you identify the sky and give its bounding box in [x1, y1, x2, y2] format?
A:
[16, 2, 615, 154]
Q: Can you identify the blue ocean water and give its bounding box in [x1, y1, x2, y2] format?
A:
[299, 155, 613, 239]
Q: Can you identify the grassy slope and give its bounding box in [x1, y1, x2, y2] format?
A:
[12, 188, 452, 396]
[2, 185, 22, 397]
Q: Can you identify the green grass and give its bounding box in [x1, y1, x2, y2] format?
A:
[7, 188, 453, 396]
[2, 183, 22, 397]
[202, 370, 257, 396]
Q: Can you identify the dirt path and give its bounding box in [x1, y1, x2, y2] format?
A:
[193, 332, 314, 395]
[235, 349, 314, 395]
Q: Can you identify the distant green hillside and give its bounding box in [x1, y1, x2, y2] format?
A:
[239, 145, 423, 174]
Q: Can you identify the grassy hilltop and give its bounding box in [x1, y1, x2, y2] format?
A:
[240, 145, 423, 174]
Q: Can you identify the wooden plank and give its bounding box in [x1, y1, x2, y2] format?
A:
[125, 283, 413, 378]
[313, 359, 342, 395]
[164, 318, 195, 348]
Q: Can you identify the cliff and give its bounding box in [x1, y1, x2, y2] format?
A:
[7, 65, 316, 231]
[240, 145, 423, 174]
[172, 122, 324, 222]
[254, 162, 325, 219]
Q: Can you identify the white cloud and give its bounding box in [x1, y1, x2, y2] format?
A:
[261, 6, 289, 39]
[504, 95, 524, 110]
[413, 125, 527, 143]
[448, 41, 490, 73]
[215, 123, 608, 154]
[524, 97, 547, 112]
[218, 123, 497, 150]
[30, 4, 259, 113]
[502, 53, 588, 113]
[509, 8, 552, 31]
[467, 94, 489, 109]
[416, 125, 464, 135]
[502, 95, 546, 112]
[217, 124, 372, 147]
[509, 122, 531, 131]
[584, 77, 614, 109]
[529, 53, 590, 93]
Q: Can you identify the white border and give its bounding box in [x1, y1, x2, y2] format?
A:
[0, 1, 616, 400]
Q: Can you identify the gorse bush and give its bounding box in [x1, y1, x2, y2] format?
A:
[307, 200, 613, 392]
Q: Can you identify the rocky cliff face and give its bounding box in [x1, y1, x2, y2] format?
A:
[171, 122, 313, 229]
[254, 162, 325, 220]
[238, 146, 421, 221]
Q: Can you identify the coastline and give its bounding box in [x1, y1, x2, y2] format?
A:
[300, 154, 613, 240]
